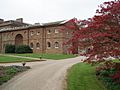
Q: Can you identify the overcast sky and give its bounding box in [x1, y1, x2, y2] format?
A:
[0, 0, 109, 24]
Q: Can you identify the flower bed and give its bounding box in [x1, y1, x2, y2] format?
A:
[0, 65, 30, 85]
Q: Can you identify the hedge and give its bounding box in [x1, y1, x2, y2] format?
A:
[5, 44, 15, 53]
[15, 45, 33, 54]
[5, 44, 33, 54]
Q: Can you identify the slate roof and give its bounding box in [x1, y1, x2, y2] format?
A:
[0, 20, 68, 33]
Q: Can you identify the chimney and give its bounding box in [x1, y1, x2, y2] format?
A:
[16, 18, 23, 23]
[0, 18, 4, 23]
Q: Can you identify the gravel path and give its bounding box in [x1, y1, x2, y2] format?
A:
[0, 56, 86, 90]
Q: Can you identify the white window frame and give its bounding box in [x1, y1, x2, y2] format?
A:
[37, 32, 40, 35]
[31, 31, 34, 36]
[55, 42, 59, 48]
[36, 43, 40, 49]
[47, 42, 51, 49]
[47, 30, 51, 34]
[30, 43, 34, 49]
[55, 29, 59, 33]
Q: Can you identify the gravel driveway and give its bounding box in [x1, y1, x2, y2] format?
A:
[0, 56, 86, 90]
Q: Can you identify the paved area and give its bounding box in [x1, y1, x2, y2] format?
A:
[0, 56, 86, 90]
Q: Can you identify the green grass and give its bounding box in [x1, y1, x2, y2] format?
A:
[0, 55, 33, 63]
[15, 53, 76, 60]
[67, 63, 107, 90]
[0, 53, 76, 63]
[112, 59, 120, 62]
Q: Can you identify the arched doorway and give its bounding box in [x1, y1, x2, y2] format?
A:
[15, 34, 23, 46]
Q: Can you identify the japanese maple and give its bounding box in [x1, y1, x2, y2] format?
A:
[65, 0, 120, 62]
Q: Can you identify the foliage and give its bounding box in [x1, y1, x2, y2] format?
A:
[5, 44, 15, 53]
[67, 63, 106, 90]
[96, 61, 120, 90]
[0, 66, 30, 85]
[5, 44, 33, 54]
[65, 0, 120, 62]
[15, 45, 33, 54]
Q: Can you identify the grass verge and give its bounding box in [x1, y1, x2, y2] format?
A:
[67, 63, 107, 90]
[0, 55, 35, 63]
[15, 53, 76, 60]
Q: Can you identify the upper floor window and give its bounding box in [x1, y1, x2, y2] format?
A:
[37, 32, 40, 35]
[55, 42, 59, 48]
[55, 29, 59, 33]
[24, 31, 26, 34]
[36, 43, 40, 49]
[11, 32, 14, 36]
[66, 31, 69, 35]
[30, 31, 34, 36]
[47, 30, 51, 34]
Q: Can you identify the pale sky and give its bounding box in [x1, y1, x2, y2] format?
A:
[0, 0, 109, 24]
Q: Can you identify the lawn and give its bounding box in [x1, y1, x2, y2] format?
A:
[67, 63, 107, 90]
[0, 53, 76, 63]
[0, 55, 33, 63]
[112, 59, 120, 62]
[15, 53, 76, 60]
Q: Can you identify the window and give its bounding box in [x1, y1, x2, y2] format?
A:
[55, 42, 59, 48]
[24, 31, 26, 34]
[11, 32, 14, 36]
[36, 43, 40, 49]
[3, 44, 6, 48]
[47, 30, 51, 34]
[55, 29, 59, 33]
[30, 43, 34, 49]
[37, 32, 40, 35]
[30, 31, 34, 36]
[47, 42, 51, 48]
[66, 32, 69, 35]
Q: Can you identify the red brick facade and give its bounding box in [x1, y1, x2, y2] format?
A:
[0, 19, 77, 54]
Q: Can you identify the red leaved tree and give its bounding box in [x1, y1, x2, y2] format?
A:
[65, 0, 120, 62]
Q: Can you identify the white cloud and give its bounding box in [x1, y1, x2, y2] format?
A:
[0, 0, 109, 24]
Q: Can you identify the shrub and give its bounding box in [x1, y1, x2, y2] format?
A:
[15, 45, 33, 54]
[5, 44, 15, 53]
[96, 61, 120, 90]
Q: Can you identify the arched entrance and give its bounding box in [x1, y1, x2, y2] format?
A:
[15, 34, 23, 46]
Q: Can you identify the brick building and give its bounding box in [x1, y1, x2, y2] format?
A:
[0, 18, 78, 54]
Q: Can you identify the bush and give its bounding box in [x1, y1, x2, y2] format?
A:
[96, 61, 120, 90]
[15, 45, 33, 54]
[5, 44, 15, 53]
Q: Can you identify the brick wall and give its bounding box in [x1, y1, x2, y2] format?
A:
[0, 22, 75, 54]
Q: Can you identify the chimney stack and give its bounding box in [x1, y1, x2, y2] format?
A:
[0, 18, 4, 23]
[16, 18, 23, 23]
